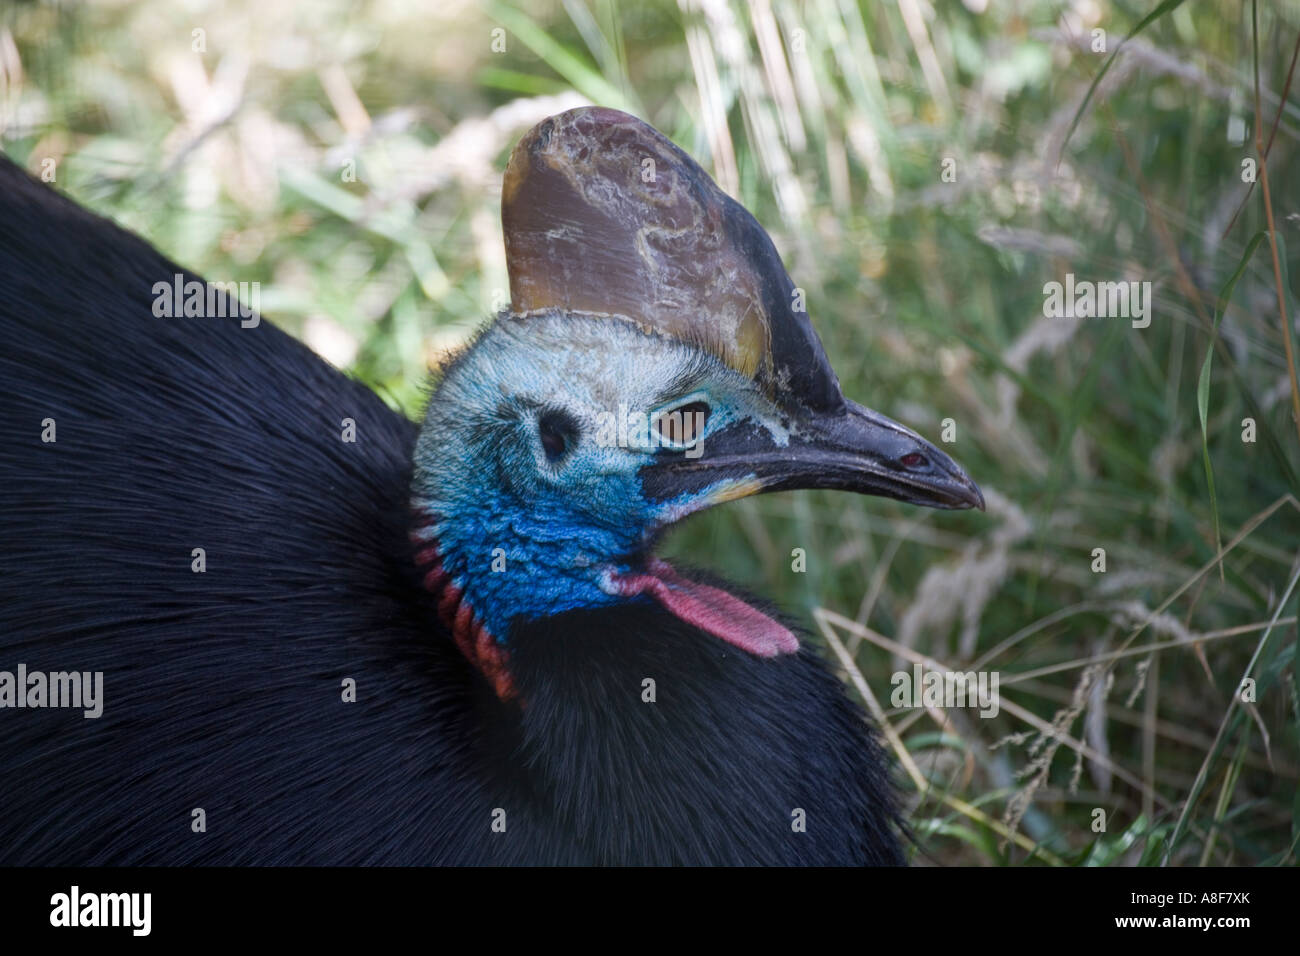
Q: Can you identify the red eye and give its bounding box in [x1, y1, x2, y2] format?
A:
[900, 453, 926, 468]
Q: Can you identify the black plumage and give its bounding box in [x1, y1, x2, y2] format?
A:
[0, 154, 905, 865]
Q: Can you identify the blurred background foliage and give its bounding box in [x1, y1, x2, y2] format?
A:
[3, 0, 1299, 865]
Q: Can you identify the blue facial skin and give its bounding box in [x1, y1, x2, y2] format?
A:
[410, 311, 788, 642]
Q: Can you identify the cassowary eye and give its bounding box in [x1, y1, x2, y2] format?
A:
[654, 400, 711, 446]
[538, 409, 580, 462]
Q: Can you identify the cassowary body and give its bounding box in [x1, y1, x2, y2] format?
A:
[0, 108, 979, 865]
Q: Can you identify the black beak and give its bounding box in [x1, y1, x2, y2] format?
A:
[640, 399, 985, 512]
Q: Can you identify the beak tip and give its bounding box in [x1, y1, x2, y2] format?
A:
[948, 469, 985, 512]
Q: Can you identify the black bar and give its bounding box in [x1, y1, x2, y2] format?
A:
[0, 865, 1285, 941]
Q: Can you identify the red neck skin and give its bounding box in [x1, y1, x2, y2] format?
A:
[409, 514, 517, 702]
[408, 513, 800, 703]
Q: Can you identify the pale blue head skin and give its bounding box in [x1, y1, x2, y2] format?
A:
[411, 310, 789, 640]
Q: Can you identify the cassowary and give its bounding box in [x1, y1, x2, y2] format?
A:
[0, 107, 982, 865]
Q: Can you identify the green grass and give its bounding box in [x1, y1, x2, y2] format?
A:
[3, 0, 1299, 865]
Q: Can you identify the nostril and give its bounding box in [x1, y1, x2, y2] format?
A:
[900, 452, 927, 469]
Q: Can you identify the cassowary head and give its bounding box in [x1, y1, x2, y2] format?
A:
[411, 107, 982, 697]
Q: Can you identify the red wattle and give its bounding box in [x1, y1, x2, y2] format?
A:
[611, 559, 799, 658]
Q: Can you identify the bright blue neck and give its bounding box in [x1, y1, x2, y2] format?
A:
[412, 482, 650, 641]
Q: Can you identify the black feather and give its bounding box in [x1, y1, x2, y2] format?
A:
[0, 156, 902, 865]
